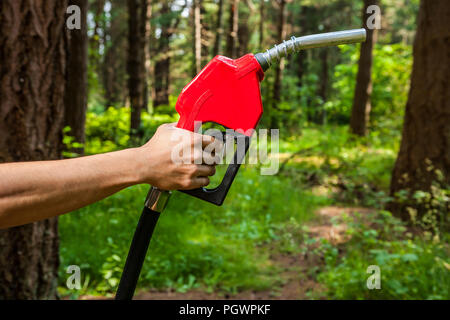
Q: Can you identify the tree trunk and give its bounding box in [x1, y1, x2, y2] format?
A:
[213, 0, 224, 56]
[193, 0, 202, 74]
[90, 0, 105, 54]
[225, 0, 240, 58]
[103, 0, 128, 108]
[152, 55, 170, 108]
[128, 0, 145, 138]
[152, 2, 172, 108]
[388, 0, 450, 221]
[349, 0, 378, 136]
[90, 0, 106, 74]
[297, 50, 306, 88]
[140, 0, 151, 113]
[152, 1, 185, 108]
[318, 48, 328, 125]
[271, 0, 287, 126]
[259, 0, 264, 47]
[237, 13, 250, 57]
[65, 0, 88, 156]
[0, 0, 67, 299]
[200, 2, 210, 66]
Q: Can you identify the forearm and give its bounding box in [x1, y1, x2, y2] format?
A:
[0, 123, 219, 229]
[0, 148, 143, 229]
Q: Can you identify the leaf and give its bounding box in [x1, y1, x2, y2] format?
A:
[401, 254, 418, 262]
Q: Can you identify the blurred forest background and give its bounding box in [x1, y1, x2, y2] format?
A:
[0, 0, 448, 300]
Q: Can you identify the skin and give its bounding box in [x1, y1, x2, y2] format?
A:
[0, 123, 222, 229]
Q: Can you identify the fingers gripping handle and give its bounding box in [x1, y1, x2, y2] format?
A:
[181, 133, 251, 206]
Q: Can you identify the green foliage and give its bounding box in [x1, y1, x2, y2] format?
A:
[394, 161, 450, 234]
[316, 211, 450, 299]
[59, 0, 438, 298]
[62, 126, 84, 158]
[279, 125, 398, 207]
[326, 43, 412, 130]
[59, 112, 448, 299]
[59, 164, 329, 295]
[84, 107, 178, 154]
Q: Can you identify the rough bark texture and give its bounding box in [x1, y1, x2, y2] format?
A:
[225, 0, 239, 58]
[65, 0, 88, 155]
[349, 0, 378, 136]
[0, 0, 68, 299]
[389, 0, 450, 220]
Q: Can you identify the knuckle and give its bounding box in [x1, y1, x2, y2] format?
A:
[180, 179, 192, 189]
[187, 165, 198, 177]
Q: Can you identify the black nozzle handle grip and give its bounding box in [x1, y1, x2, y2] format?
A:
[181, 133, 250, 206]
[115, 206, 160, 300]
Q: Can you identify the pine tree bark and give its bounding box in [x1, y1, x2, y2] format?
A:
[0, 0, 68, 299]
[388, 0, 450, 220]
[349, 0, 378, 136]
[65, 0, 88, 155]
[225, 0, 240, 58]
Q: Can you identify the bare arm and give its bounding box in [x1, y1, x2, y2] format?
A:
[0, 124, 219, 229]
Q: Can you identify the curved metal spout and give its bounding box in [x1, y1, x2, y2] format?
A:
[255, 28, 367, 71]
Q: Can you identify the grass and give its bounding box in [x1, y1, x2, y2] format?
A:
[315, 211, 450, 299]
[59, 164, 330, 297]
[58, 124, 449, 300]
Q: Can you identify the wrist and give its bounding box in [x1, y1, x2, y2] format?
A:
[130, 146, 157, 186]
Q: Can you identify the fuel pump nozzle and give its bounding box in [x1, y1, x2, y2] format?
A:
[116, 28, 367, 300]
[255, 28, 367, 71]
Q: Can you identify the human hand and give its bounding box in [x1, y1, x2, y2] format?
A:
[136, 123, 223, 190]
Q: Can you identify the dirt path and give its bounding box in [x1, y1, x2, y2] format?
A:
[81, 206, 375, 300]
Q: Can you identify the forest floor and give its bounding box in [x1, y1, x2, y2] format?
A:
[80, 206, 375, 300]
